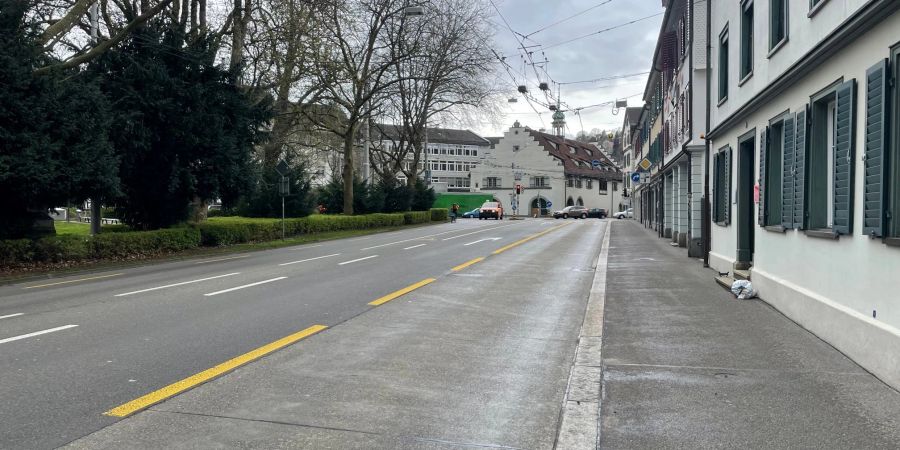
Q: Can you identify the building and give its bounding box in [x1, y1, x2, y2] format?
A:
[371, 124, 491, 191]
[470, 122, 624, 216]
[630, 0, 708, 256]
[706, 0, 900, 389]
[620, 106, 644, 210]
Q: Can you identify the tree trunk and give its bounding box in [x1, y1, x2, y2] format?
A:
[229, 0, 244, 75]
[90, 200, 101, 235]
[190, 195, 208, 222]
[342, 127, 357, 215]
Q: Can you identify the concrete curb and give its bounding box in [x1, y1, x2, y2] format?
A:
[554, 221, 610, 450]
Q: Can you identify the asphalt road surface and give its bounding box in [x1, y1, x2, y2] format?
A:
[0, 217, 600, 449]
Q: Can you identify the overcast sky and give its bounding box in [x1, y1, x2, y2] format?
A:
[468, 0, 664, 138]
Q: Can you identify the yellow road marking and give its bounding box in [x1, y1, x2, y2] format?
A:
[492, 223, 570, 255]
[104, 324, 328, 417]
[451, 257, 485, 272]
[22, 273, 124, 289]
[368, 278, 436, 306]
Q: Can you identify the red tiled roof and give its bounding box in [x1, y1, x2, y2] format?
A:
[528, 129, 623, 181]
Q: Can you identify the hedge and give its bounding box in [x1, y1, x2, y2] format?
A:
[0, 212, 436, 268]
[430, 208, 448, 222]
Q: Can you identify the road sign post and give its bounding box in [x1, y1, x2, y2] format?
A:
[275, 160, 290, 240]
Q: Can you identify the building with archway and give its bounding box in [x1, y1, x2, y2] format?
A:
[470, 122, 624, 216]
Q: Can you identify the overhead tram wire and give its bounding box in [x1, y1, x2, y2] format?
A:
[523, 0, 616, 39]
[541, 12, 664, 50]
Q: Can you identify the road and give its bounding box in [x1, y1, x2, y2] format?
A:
[0, 217, 601, 449]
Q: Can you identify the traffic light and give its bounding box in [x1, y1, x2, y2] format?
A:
[515, 184, 523, 194]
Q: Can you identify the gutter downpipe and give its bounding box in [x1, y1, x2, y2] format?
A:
[702, 0, 712, 267]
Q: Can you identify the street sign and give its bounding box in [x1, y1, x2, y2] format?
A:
[546, 201, 552, 208]
[279, 177, 290, 196]
[591, 159, 600, 168]
[638, 158, 652, 171]
[631, 172, 641, 183]
[275, 159, 290, 177]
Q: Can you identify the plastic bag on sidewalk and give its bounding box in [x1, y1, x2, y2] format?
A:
[730, 280, 757, 299]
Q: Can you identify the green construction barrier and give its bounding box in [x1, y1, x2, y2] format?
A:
[433, 193, 495, 213]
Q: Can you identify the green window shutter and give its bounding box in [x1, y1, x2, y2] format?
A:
[759, 127, 768, 226]
[713, 153, 721, 222]
[863, 60, 890, 237]
[724, 147, 732, 224]
[793, 108, 808, 229]
[833, 79, 857, 235]
[782, 115, 796, 228]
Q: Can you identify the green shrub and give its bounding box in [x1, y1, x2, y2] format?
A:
[103, 224, 132, 233]
[403, 211, 430, 225]
[430, 208, 448, 222]
[0, 239, 34, 265]
[34, 235, 91, 262]
[92, 228, 201, 258]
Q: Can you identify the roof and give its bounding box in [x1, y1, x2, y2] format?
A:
[374, 124, 491, 146]
[624, 107, 643, 127]
[527, 129, 623, 181]
[485, 137, 502, 148]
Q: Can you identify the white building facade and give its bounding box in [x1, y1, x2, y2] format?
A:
[706, 0, 900, 390]
[471, 123, 624, 216]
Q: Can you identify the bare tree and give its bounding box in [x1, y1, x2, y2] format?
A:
[295, 0, 423, 214]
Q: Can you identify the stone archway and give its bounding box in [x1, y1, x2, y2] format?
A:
[576, 197, 584, 206]
[530, 197, 548, 216]
[566, 197, 574, 206]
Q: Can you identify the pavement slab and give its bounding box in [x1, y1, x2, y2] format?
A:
[600, 221, 900, 449]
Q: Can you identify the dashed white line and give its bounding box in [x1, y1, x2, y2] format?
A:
[359, 227, 480, 250]
[338, 255, 379, 265]
[403, 244, 426, 250]
[442, 223, 519, 241]
[291, 244, 323, 250]
[279, 253, 341, 266]
[0, 325, 79, 345]
[115, 273, 241, 297]
[204, 277, 287, 297]
[193, 255, 251, 264]
[0, 313, 24, 320]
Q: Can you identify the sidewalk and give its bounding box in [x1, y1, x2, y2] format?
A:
[600, 221, 900, 449]
[66, 221, 607, 449]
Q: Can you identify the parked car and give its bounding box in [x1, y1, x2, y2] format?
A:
[553, 205, 589, 219]
[479, 201, 503, 220]
[587, 208, 607, 219]
[612, 208, 634, 219]
[461, 208, 480, 218]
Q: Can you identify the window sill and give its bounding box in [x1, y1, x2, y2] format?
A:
[764, 225, 786, 232]
[738, 72, 753, 87]
[805, 228, 838, 239]
[767, 38, 788, 58]
[715, 220, 730, 227]
[717, 96, 728, 107]
[808, 0, 829, 18]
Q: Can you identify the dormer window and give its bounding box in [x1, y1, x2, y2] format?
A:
[569, 146, 576, 154]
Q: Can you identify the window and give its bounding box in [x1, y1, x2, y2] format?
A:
[586, 179, 593, 189]
[485, 177, 500, 188]
[740, 1, 754, 81]
[770, 0, 787, 52]
[599, 180, 608, 194]
[613, 182, 618, 191]
[465, 149, 470, 156]
[473, 150, 478, 157]
[513, 145, 520, 152]
[862, 55, 897, 240]
[806, 79, 856, 234]
[530, 176, 547, 188]
[760, 118, 785, 226]
[575, 178, 583, 188]
[713, 146, 732, 225]
[718, 26, 729, 102]
[567, 177, 574, 188]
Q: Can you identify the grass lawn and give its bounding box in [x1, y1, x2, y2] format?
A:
[53, 221, 126, 235]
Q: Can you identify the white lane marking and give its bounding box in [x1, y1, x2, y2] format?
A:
[204, 277, 287, 297]
[279, 253, 341, 266]
[403, 244, 426, 250]
[0, 325, 78, 345]
[338, 255, 379, 265]
[442, 223, 519, 241]
[0, 313, 24, 320]
[359, 227, 482, 251]
[463, 237, 502, 246]
[193, 255, 250, 265]
[115, 273, 241, 297]
[291, 244, 323, 250]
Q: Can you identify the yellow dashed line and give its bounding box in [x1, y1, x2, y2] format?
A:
[492, 223, 570, 255]
[368, 278, 436, 306]
[104, 324, 328, 417]
[451, 257, 485, 272]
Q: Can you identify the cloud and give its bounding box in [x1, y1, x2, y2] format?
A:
[464, 0, 664, 138]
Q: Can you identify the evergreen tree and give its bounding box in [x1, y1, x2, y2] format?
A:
[96, 21, 271, 229]
[0, 0, 118, 239]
